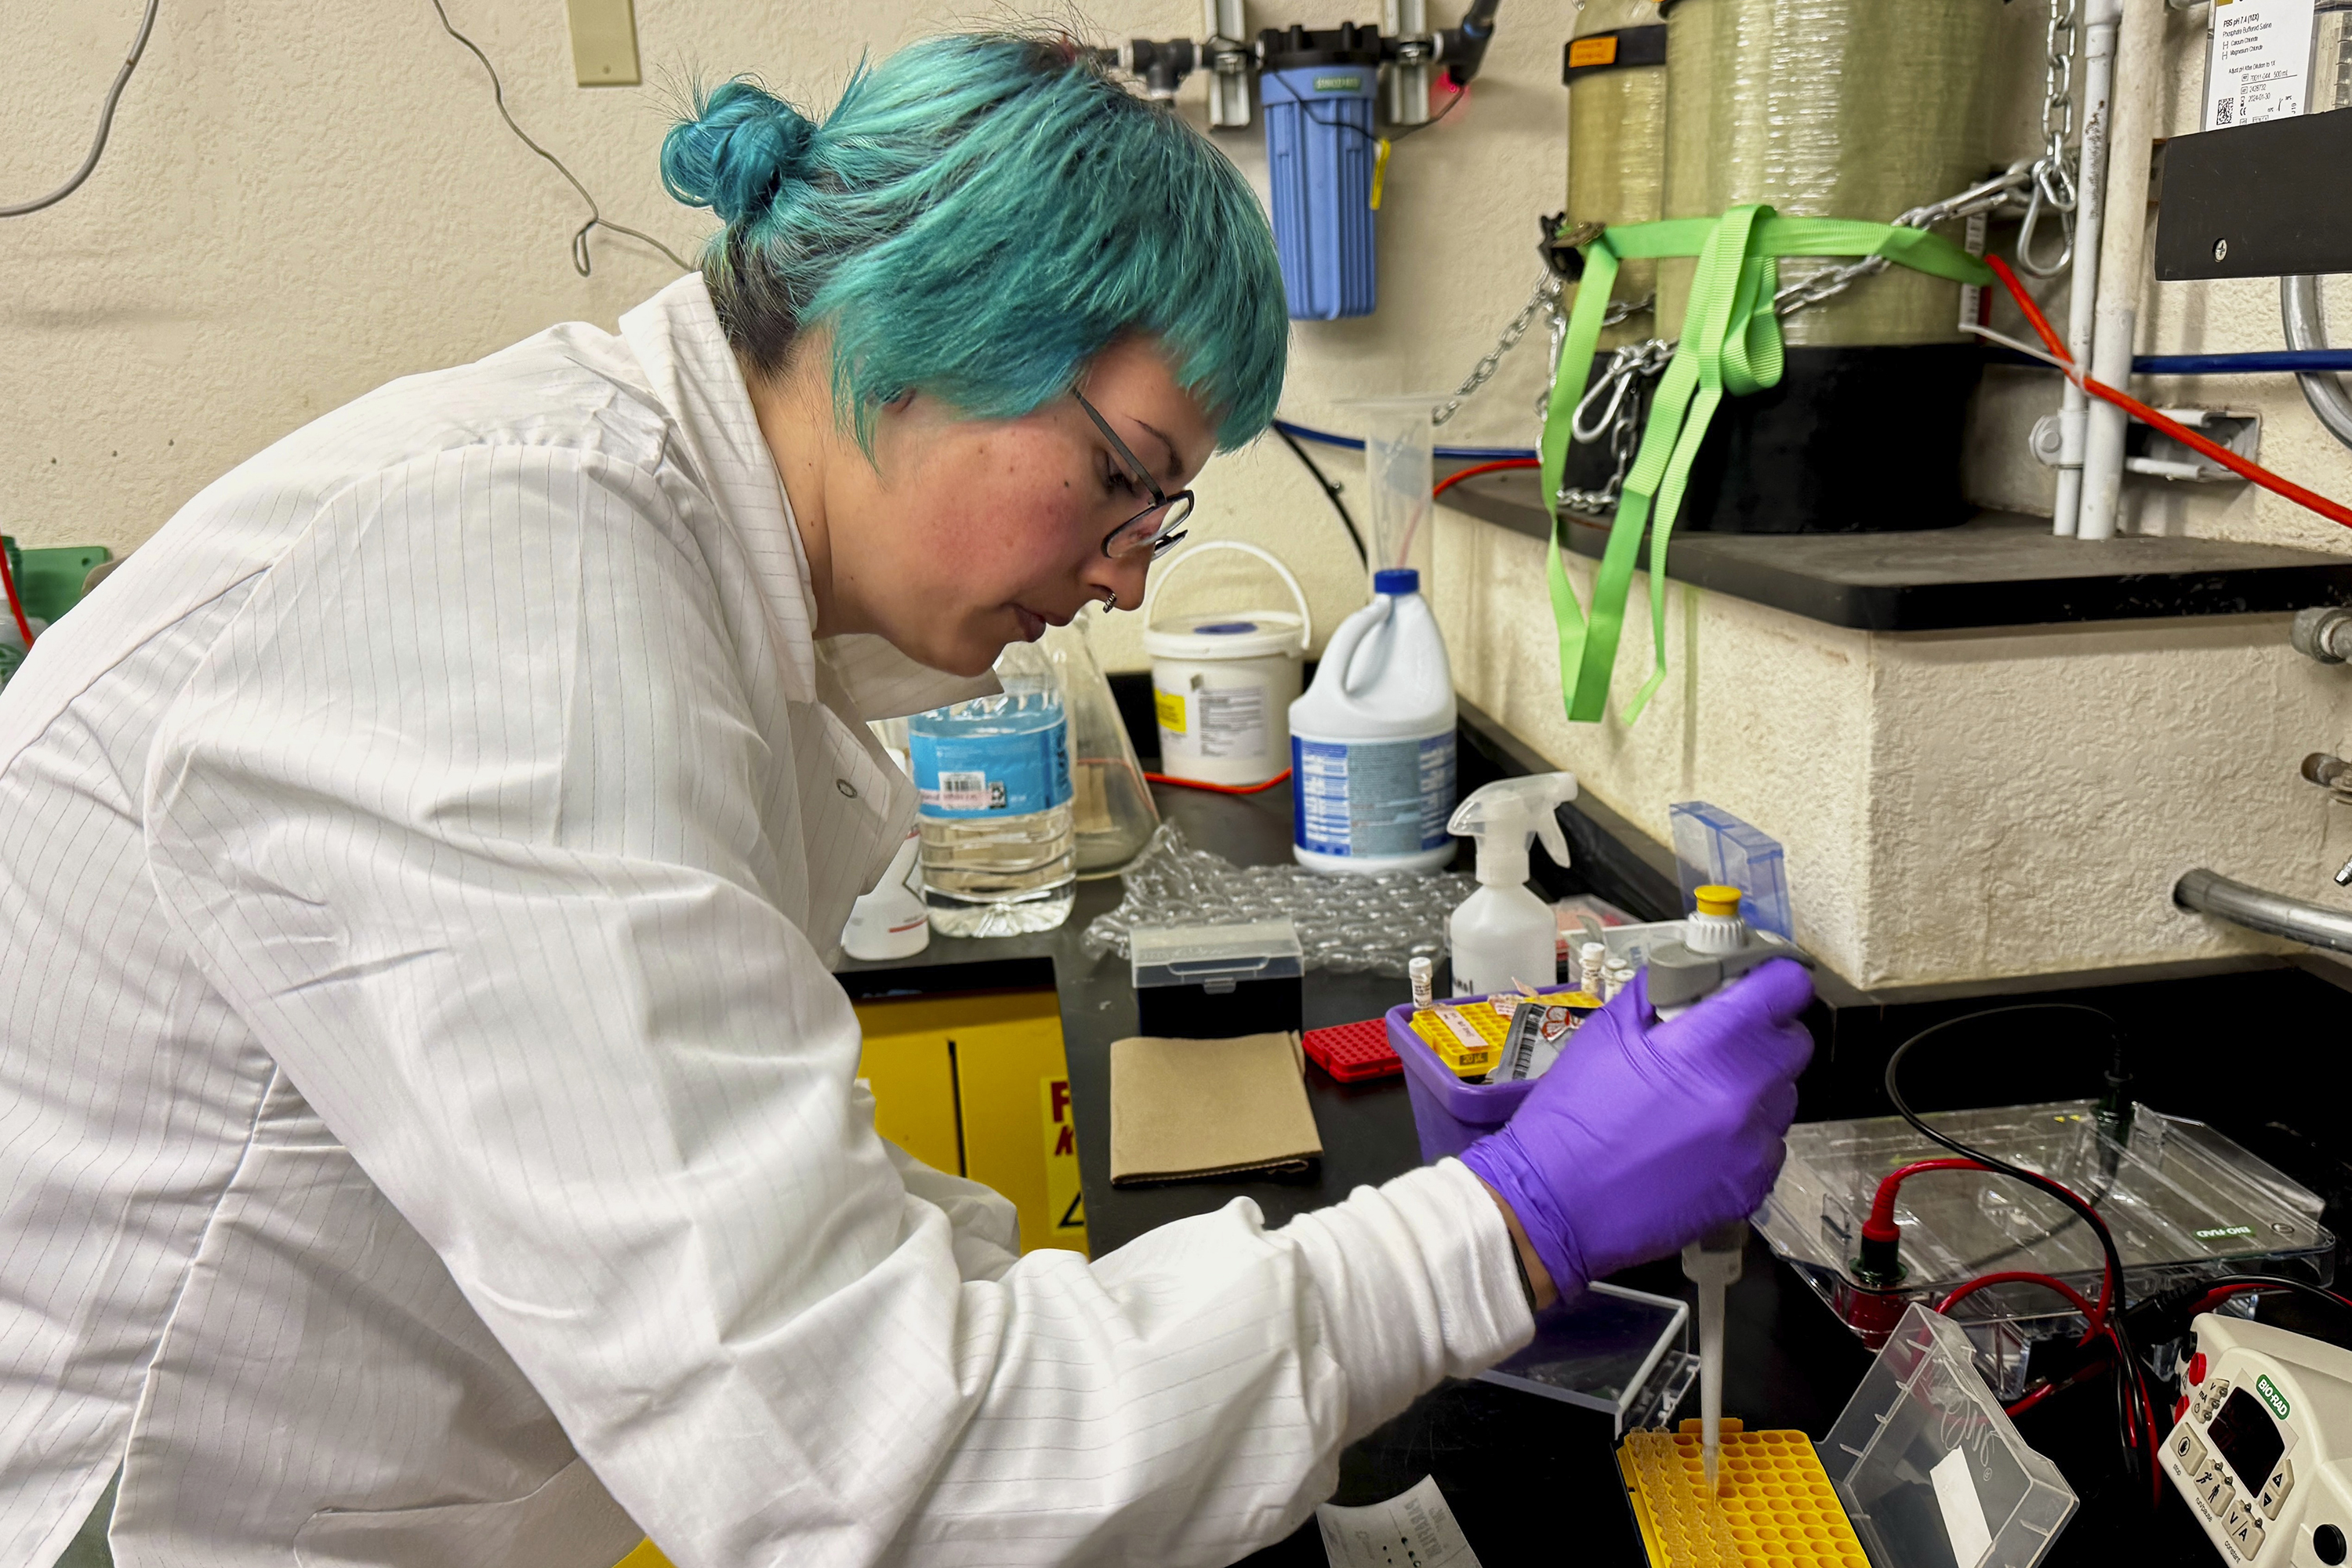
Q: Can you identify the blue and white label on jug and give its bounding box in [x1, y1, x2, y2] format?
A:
[1292, 733, 1456, 857]
[911, 720, 1072, 818]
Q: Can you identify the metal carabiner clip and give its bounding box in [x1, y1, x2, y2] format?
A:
[2012, 179, 2075, 279]
[1570, 354, 1638, 445]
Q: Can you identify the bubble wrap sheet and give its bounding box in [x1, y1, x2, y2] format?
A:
[1082, 824, 1472, 978]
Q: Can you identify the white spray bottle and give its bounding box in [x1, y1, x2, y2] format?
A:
[1446, 772, 1578, 997]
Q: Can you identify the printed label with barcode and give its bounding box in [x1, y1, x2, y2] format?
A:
[928, 771, 993, 811]
[2203, 0, 2314, 131]
[909, 719, 1071, 818]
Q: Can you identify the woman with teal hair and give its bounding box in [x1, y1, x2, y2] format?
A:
[0, 27, 1813, 1568]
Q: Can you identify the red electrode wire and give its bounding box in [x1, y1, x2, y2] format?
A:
[2187, 1280, 2352, 1319]
[1873, 1158, 2116, 1337]
[0, 543, 34, 649]
[1432, 458, 1540, 500]
[1983, 255, 2352, 531]
[1939, 1270, 2102, 1325]
[1881, 1154, 2150, 1464]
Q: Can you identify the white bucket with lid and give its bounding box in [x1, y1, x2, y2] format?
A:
[1142, 541, 1312, 789]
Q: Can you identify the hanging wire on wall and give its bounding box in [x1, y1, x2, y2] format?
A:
[2, 0, 162, 218]
[426, 0, 692, 276]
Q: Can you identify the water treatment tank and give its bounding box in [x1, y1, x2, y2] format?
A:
[1564, 0, 1669, 350]
[1657, 0, 2002, 347]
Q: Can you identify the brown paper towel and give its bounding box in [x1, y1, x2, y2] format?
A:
[1109, 1032, 1323, 1185]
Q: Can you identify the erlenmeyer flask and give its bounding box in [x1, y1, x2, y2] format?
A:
[1040, 605, 1160, 877]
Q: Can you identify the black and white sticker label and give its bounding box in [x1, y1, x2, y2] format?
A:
[2205, 0, 2318, 130]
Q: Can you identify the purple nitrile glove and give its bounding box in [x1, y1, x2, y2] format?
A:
[1461, 958, 1814, 1297]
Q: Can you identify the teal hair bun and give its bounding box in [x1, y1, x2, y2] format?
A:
[663, 34, 1290, 452]
[660, 79, 817, 227]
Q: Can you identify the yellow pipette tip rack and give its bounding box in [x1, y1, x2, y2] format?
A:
[1619, 1421, 1869, 1568]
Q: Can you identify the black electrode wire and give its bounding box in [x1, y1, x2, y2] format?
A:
[1886, 1004, 2161, 1501]
[1261, 74, 1468, 158]
[1273, 422, 1369, 566]
[2, 0, 161, 218]
[426, 0, 692, 277]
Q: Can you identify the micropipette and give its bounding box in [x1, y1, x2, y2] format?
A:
[1682, 1221, 1746, 1490]
[1657, 887, 1772, 1493]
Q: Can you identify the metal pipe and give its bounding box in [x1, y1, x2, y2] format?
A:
[2174, 867, 2352, 953]
[2054, 0, 2121, 537]
[2281, 276, 2352, 452]
[2078, 0, 2164, 542]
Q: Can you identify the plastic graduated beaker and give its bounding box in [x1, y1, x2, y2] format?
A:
[1040, 604, 1160, 877]
[1341, 395, 1440, 586]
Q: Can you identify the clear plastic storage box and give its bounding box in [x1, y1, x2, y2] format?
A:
[1479, 1282, 1697, 1436]
[1819, 1303, 2078, 1568]
[1669, 801, 1791, 940]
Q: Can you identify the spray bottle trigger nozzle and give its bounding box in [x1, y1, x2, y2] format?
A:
[1534, 813, 1571, 872]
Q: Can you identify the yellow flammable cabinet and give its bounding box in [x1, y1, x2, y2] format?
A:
[852, 989, 1089, 1257]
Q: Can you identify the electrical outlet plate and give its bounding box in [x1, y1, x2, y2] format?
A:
[565, 0, 641, 88]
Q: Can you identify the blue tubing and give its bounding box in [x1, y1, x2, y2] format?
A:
[1271, 417, 1538, 463]
[1991, 349, 2352, 376]
[2131, 350, 2352, 376]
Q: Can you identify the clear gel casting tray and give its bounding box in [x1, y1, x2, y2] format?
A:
[1754, 1101, 2335, 1398]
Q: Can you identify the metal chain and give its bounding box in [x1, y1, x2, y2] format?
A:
[1432, 275, 1650, 426]
[1548, 163, 2038, 513]
[1556, 338, 1674, 516]
[1770, 161, 2036, 318]
[2015, 0, 2081, 277]
[1432, 274, 1560, 426]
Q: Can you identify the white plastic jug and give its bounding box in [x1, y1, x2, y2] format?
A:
[1142, 540, 1312, 789]
[1288, 568, 1457, 875]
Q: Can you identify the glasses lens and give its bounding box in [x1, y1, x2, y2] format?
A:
[1105, 493, 1193, 558]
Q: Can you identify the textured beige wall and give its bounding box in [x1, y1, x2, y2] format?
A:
[0, 0, 1561, 675]
[1432, 513, 2352, 988]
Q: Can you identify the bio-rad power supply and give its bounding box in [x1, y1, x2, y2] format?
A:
[2162, 1312, 2352, 1566]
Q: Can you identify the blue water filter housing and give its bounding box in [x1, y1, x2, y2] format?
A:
[1259, 24, 1381, 320]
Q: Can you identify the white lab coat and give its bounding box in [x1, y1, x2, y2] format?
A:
[0, 276, 1533, 1568]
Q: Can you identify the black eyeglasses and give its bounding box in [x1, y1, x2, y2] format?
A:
[1073, 389, 1195, 559]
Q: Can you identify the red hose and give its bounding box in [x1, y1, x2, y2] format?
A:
[1144, 769, 1290, 795]
[1432, 458, 1540, 499]
[1985, 255, 2352, 532]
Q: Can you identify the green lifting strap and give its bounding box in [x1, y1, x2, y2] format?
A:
[1537, 209, 1994, 725]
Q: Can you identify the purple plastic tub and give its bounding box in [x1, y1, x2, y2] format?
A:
[1388, 987, 1578, 1162]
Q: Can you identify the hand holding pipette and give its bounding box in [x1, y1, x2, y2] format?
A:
[1459, 960, 1813, 1300]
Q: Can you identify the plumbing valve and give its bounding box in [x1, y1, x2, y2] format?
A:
[2292, 605, 2352, 664]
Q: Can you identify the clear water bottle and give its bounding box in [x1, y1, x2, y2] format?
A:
[909, 641, 1076, 937]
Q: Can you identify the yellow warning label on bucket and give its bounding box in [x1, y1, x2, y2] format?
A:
[1153, 688, 1186, 735]
[1568, 34, 1620, 68]
[1040, 1076, 1087, 1250]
